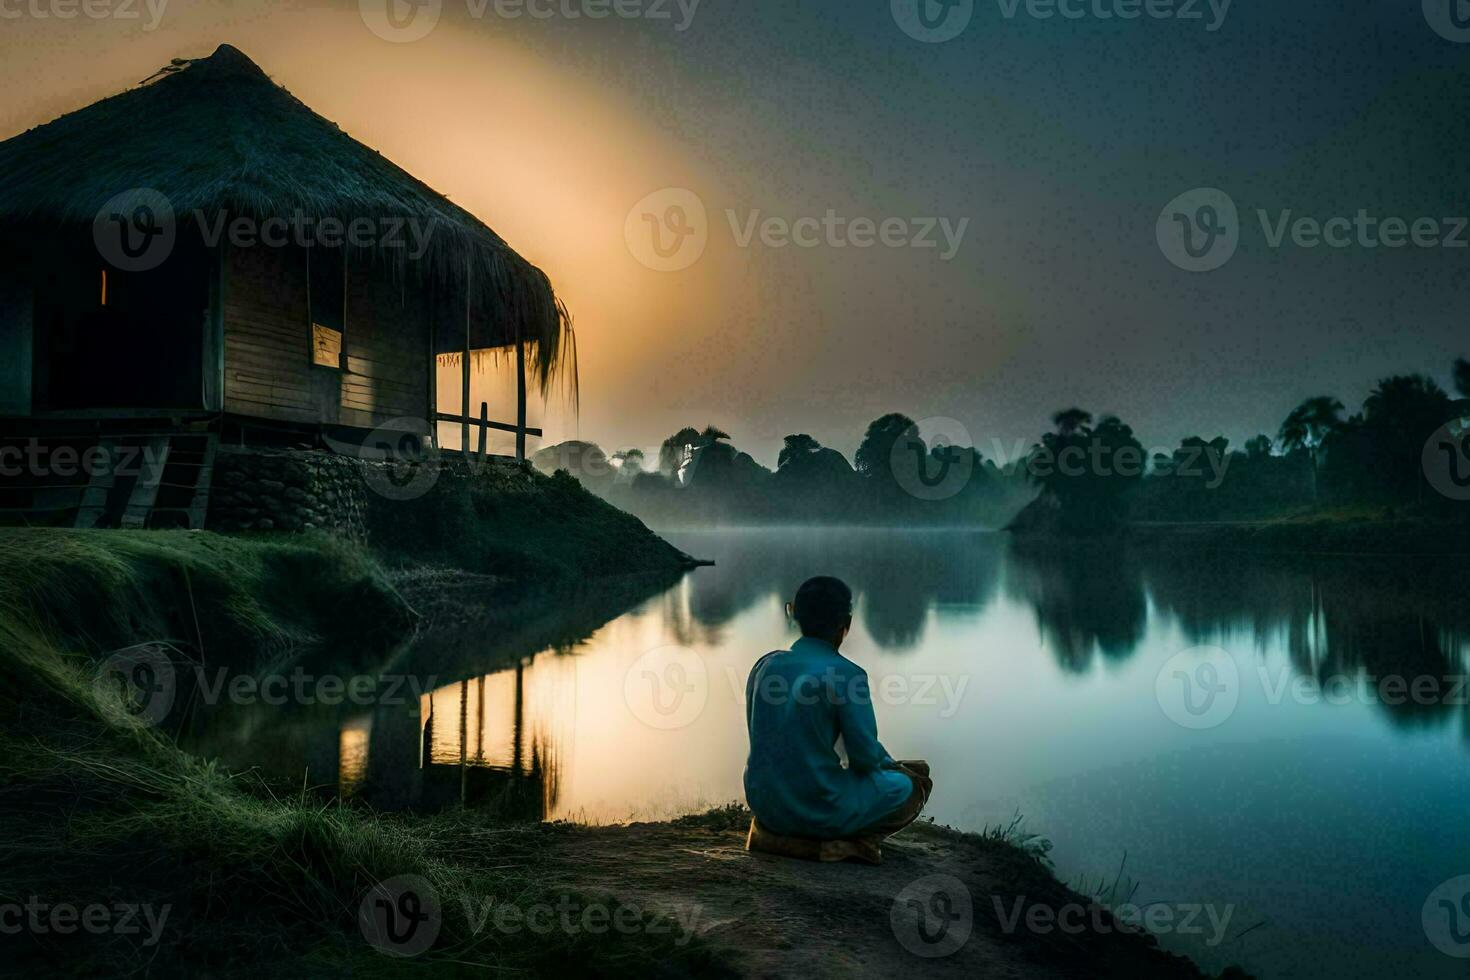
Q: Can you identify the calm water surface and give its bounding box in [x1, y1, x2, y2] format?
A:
[188, 528, 1470, 979]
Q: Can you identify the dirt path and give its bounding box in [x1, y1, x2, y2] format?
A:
[542, 811, 1212, 980]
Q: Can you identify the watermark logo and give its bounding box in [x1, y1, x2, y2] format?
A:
[326, 417, 442, 501]
[0, 0, 169, 30]
[1424, 0, 1470, 43]
[93, 643, 176, 727]
[626, 188, 708, 272]
[94, 189, 176, 273]
[458, 892, 701, 943]
[360, 874, 443, 957]
[1155, 645, 1238, 730]
[1424, 875, 1470, 957]
[891, 874, 972, 957]
[0, 898, 171, 945]
[993, 896, 1235, 946]
[359, 0, 443, 42]
[1157, 188, 1239, 272]
[890, 417, 976, 501]
[1423, 418, 1470, 501]
[190, 668, 436, 708]
[892, 0, 974, 43]
[733, 664, 971, 718]
[995, 0, 1231, 30]
[623, 645, 708, 730]
[726, 210, 968, 261]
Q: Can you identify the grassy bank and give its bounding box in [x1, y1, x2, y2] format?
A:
[364, 460, 704, 581]
[0, 529, 729, 976]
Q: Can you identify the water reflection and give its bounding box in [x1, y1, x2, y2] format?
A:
[1003, 546, 1146, 670]
[182, 531, 1470, 827]
[660, 528, 1002, 650]
[177, 529, 1470, 978]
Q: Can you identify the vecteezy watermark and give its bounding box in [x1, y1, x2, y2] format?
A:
[1156, 188, 1240, 272]
[891, 874, 973, 957]
[625, 188, 709, 273]
[726, 210, 968, 262]
[359, 0, 699, 43]
[326, 417, 443, 502]
[359, 875, 702, 957]
[1255, 668, 1470, 710]
[1424, 0, 1470, 44]
[94, 189, 177, 273]
[0, 439, 167, 482]
[0, 898, 171, 946]
[360, 875, 443, 958]
[1424, 875, 1470, 958]
[0, 0, 168, 29]
[623, 645, 709, 729]
[1423, 418, 1470, 501]
[724, 664, 971, 719]
[1159, 187, 1470, 272]
[1155, 645, 1239, 730]
[624, 188, 968, 271]
[892, 0, 1230, 42]
[458, 892, 701, 944]
[93, 190, 439, 273]
[993, 896, 1235, 947]
[891, 0, 975, 43]
[890, 417, 977, 502]
[93, 643, 177, 727]
[190, 668, 436, 708]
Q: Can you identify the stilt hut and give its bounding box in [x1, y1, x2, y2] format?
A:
[0, 44, 574, 527]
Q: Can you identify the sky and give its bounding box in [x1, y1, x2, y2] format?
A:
[3, 0, 1468, 467]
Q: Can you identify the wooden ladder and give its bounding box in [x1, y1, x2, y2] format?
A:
[75, 434, 218, 530]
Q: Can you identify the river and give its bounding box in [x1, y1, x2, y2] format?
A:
[184, 527, 1470, 979]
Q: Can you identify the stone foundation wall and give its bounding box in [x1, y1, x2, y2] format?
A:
[206, 447, 369, 537]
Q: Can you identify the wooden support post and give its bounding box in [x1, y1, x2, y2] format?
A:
[477, 401, 489, 459]
[515, 337, 527, 462]
[461, 265, 471, 456]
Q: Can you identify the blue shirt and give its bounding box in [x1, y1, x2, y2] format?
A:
[743, 636, 914, 839]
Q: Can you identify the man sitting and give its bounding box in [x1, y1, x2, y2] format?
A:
[743, 576, 932, 863]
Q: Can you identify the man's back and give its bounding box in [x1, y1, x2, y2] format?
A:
[743, 636, 913, 839]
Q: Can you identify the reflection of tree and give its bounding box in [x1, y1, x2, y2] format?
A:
[662, 529, 1002, 651]
[1004, 544, 1146, 672]
[1143, 552, 1470, 732]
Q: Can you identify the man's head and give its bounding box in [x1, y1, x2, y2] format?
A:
[789, 576, 853, 648]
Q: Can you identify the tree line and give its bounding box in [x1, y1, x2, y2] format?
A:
[532, 358, 1469, 532]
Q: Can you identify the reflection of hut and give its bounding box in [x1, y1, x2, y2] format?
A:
[417, 667, 558, 820]
[0, 45, 573, 527]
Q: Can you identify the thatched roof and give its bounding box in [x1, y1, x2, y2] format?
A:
[0, 44, 574, 395]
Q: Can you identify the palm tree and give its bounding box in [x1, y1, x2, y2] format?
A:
[1278, 396, 1344, 501]
[698, 425, 731, 447]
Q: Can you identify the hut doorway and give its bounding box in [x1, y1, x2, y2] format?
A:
[31, 231, 210, 413]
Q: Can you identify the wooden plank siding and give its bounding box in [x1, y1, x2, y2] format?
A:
[222, 243, 317, 424]
[222, 244, 431, 431]
[338, 257, 431, 430]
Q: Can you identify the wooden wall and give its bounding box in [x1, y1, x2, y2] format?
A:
[222, 244, 431, 431]
[339, 258, 431, 430]
[222, 243, 318, 424]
